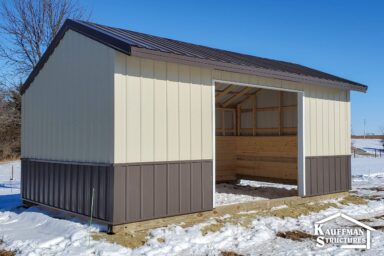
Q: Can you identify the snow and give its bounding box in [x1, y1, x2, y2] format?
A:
[351, 138, 384, 176]
[1, 141, 384, 255]
[352, 157, 384, 176]
[215, 180, 297, 206]
[0, 161, 21, 210]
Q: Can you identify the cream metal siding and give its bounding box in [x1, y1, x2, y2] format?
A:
[22, 30, 115, 163]
[114, 55, 350, 163]
[114, 55, 213, 163]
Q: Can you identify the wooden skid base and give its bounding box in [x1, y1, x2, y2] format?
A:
[109, 191, 348, 234]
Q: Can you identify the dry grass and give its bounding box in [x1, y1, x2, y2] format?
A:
[276, 230, 316, 241]
[92, 230, 149, 249]
[201, 222, 225, 236]
[0, 240, 16, 256]
[339, 195, 368, 205]
[0, 250, 16, 256]
[156, 237, 165, 243]
[220, 251, 244, 256]
[268, 202, 339, 219]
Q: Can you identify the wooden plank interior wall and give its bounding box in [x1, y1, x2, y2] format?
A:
[216, 137, 237, 182]
[216, 136, 297, 183]
[215, 88, 298, 137]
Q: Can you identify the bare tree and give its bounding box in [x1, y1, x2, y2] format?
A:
[0, 0, 89, 80]
[0, 0, 90, 160]
[0, 85, 21, 159]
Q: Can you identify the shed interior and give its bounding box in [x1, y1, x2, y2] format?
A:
[215, 82, 298, 188]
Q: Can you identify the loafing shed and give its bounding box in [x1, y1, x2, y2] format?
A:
[20, 20, 367, 230]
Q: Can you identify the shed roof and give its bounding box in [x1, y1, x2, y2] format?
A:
[21, 19, 368, 94]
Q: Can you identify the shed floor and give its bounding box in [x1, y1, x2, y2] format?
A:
[215, 179, 298, 206]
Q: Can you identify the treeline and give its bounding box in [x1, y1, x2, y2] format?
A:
[0, 86, 21, 160]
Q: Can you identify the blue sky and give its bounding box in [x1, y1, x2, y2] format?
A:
[86, 1, 381, 134]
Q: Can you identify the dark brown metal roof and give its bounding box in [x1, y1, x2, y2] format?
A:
[21, 19, 368, 94]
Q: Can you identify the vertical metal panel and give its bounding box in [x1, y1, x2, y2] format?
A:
[21, 159, 114, 222]
[141, 59, 155, 162]
[179, 163, 191, 214]
[20, 160, 25, 198]
[99, 166, 108, 220]
[91, 167, 99, 218]
[42, 162, 48, 204]
[126, 166, 141, 221]
[202, 83, 213, 159]
[54, 164, 60, 208]
[202, 161, 213, 210]
[30, 161, 35, 201]
[340, 156, 347, 191]
[167, 163, 180, 215]
[305, 155, 351, 196]
[190, 68, 203, 159]
[59, 164, 65, 209]
[125, 56, 142, 162]
[70, 165, 77, 212]
[179, 65, 191, 160]
[39, 164, 44, 203]
[323, 157, 330, 194]
[154, 164, 167, 216]
[317, 159, 324, 195]
[77, 165, 84, 213]
[112, 165, 126, 223]
[166, 63, 180, 161]
[105, 166, 115, 221]
[191, 162, 203, 212]
[347, 156, 351, 190]
[153, 62, 167, 161]
[329, 157, 336, 193]
[335, 157, 341, 191]
[83, 166, 91, 215]
[113, 53, 127, 163]
[141, 165, 155, 219]
[310, 158, 317, 195]
[305, 159, 311, 196]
